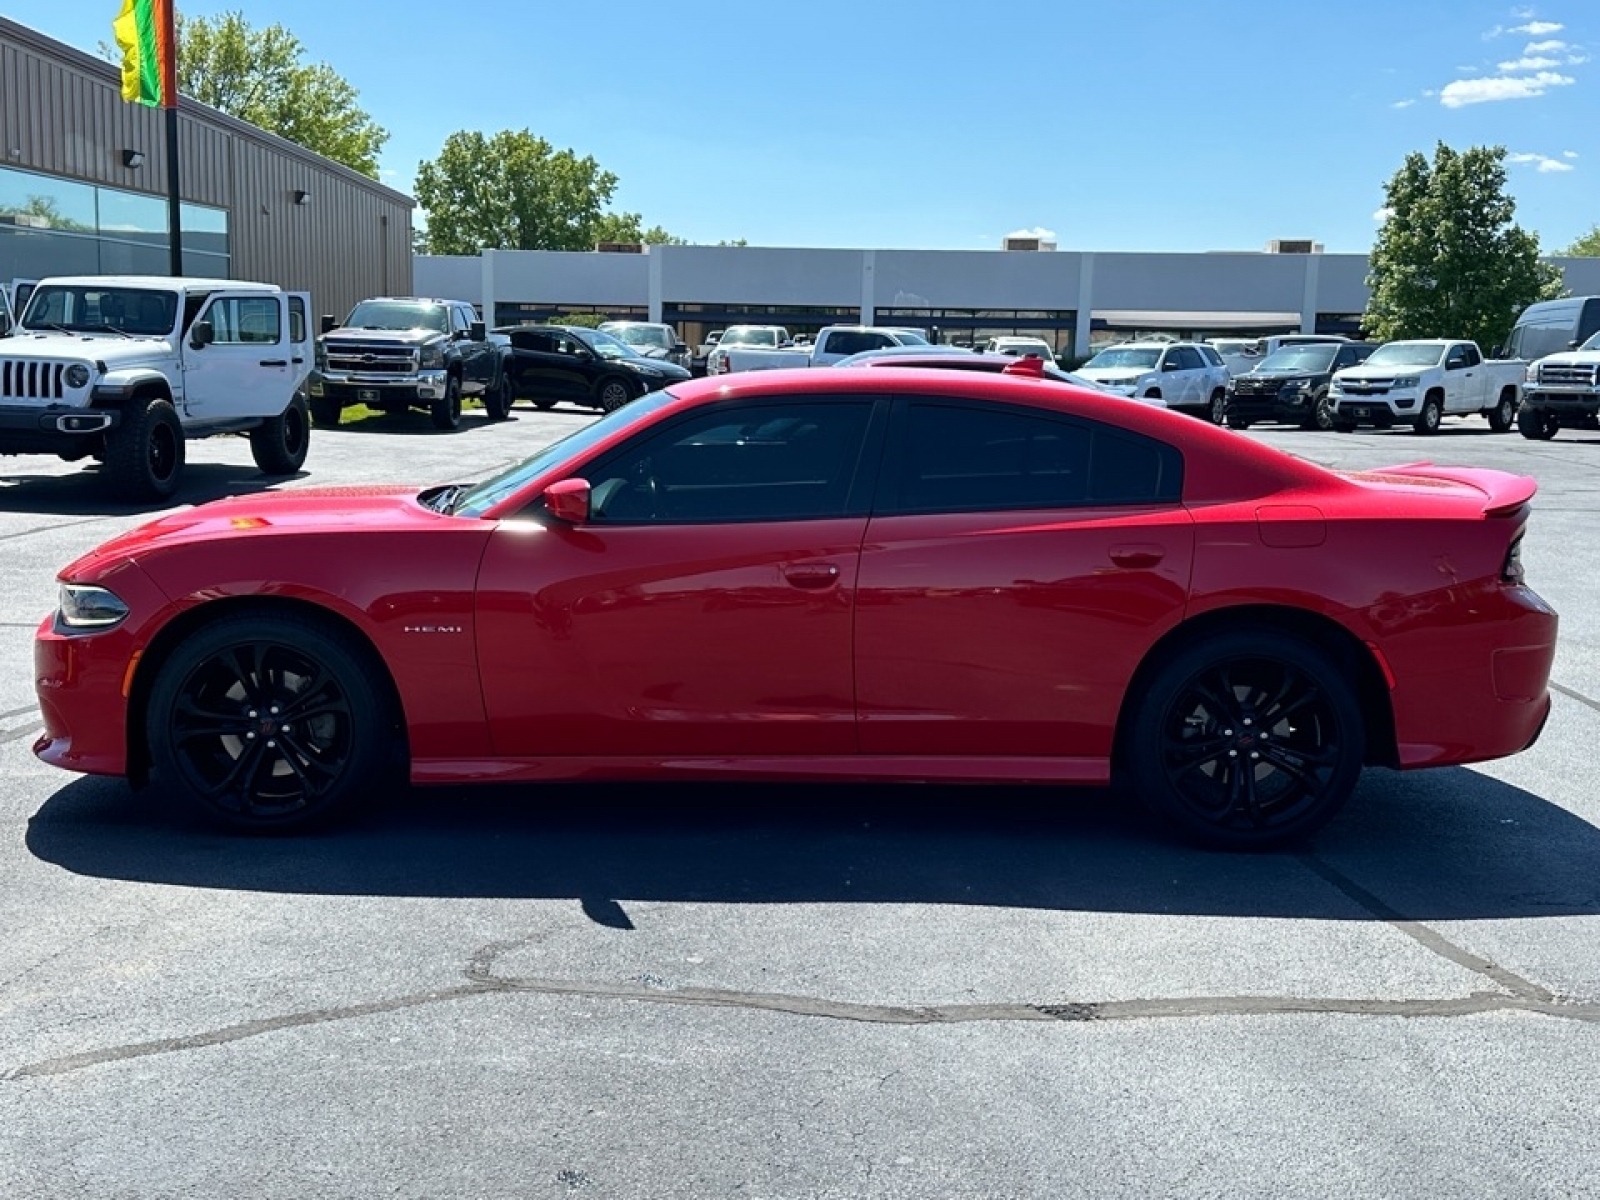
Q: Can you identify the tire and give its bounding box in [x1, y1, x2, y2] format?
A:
[1486, 390, 1516, 433]
[309, 394, 342, 429]
[1307, 388, 1333, 431]
[596, 375, 634, 413]
[484, 369, 512, 421]
[249, 392, 310, 475]
[1226, 413, 1251, 430]
[1518, 406, 1559, 440]
[431, 375, 463, 431]
[1207, 389, 1227, 425]
[1414, 393, 1443, 435]
[145, 609, 396, 833]
[1125, 630, 1365, 851]
[103, 395, 185, 502]
[531, 396, 557, 411]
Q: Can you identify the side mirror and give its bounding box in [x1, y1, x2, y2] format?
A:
[469, 321, 486, 342]
[1569, 339, 1581, 350]
[1490, 346, 1504, 359]
[320, 314, 336, 334]
[576, 348, 595, 362]
[543, 478, 591, 524]
[190, 320, 215, 349]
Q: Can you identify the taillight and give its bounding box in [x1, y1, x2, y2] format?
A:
[1502, 535, 1525, 584]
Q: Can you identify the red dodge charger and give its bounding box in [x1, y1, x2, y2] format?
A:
[34, 363, 1557, 848]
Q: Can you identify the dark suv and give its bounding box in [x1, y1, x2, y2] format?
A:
[309, 297, 512, 430]
[1226, 341, 1377, 430]
[494, 324, 691, 412]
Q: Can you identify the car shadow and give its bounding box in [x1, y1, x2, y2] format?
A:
[0, 464, 305, 516]
[25, 765, 1600, 922]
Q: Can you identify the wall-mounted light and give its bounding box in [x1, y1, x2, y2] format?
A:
[293, 189, 311, 206]
[122, 148, 145, 168]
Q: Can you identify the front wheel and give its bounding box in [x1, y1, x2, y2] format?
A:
[145, 610, 396, 832]
[1307, 389, 1334, 431]
[431, 375, 462, 431]
[1486, 391, 1517, 433]
[1124, 631, 1365, 850]
[1414, 394, 1443, 435]
[1518, 406, 1559, 440]
[249, 393, 310, 475]
[103, 395, 185, 501]
[596, 376, 634, 413]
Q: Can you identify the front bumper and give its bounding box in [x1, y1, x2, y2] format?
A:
[1329, 388, 1418, 423]
[1228, 389, 1314, 422]
[309, 369, 448, 405]
[0, 403, 121, 455]
[1524, 389, 1600, 424]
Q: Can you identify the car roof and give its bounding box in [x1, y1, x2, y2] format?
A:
[35, 275, 274, 291]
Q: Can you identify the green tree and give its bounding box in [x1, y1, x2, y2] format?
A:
[172, 11, 388, 177]
[1562, 225, 1600, 256]
[1365, 143, 1562, 349]
[414, 129, 681, 254]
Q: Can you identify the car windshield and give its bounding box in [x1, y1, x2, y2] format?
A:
[1258, 346, 1338, 372]
[344, 300, 450, 333]
[1364, 343, 1446, 367]
[1580, 331, 1600, 351]
[1085, 347, 1161, 370]
[578, 327, 640, 360]
[604, 324, 673, 350]
[452, 388, 680, 518]
[721, 328, 781, 348]
[892, 331, 930, 345]
[20, 285, 178, 335]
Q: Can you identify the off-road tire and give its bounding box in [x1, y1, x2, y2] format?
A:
[1518, 406, 1559, 440]
[250, 393, 310, 475]
[484, 370, 513, 421]
[431, 375, 463, 431]
[103, 395, 185, 502]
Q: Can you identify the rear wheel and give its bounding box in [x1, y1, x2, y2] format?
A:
[1518, 406, 1559, 440]
[1486, 390, 1517, 433]
[1208, 389, 1227, 424]
[103, 395, 184, 501]
[431, 375, 462, 431]
[1414, 393, 1443, 435]
[1125, 631, 1365, 850]
[146, 610, 395, 833]
[483, 370, 512, 421]
[249, 393, 310, 475]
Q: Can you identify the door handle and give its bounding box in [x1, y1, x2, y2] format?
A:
[259, 359, 288, 367]
[1109, 544, 1165, 569]
[291, 356, 304, 364]
[782, 563, 841, 589]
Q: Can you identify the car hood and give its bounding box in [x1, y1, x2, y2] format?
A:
[1076, 367, 1152, 384]
[3, 331, 172, 363]
[1535, 351, 1600, 366]
[60, 486, 441, 576]
[323, 328, 444, 346]
[1337, 362, 1434, 379]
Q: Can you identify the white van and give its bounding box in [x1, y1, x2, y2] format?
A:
[1502, 296, 1600, 362]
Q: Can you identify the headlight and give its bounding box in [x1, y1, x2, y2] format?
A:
[417, 343, 444, 369]
[1525, 364, 1539, 383]
[65, 363, 91, 389]
[1393, 375, 1420, 388]
[1280, 379, 1306, 394]
[314, 340, 328, 370]
[57, 583, 129, 630]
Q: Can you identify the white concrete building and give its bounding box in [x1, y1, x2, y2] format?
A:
[414, 246, 1600, 360]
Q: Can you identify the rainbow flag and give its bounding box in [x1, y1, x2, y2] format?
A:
[112, 0, 174, 107]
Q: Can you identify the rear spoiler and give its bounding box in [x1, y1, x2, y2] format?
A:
[1372, 461, 1537, 517]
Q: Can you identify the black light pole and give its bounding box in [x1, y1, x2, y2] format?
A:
[161, 0, 182, 275]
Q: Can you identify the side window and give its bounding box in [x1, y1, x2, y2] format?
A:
[1197, 345, 1223, 367]
[1445, 345, 1468, 369]
[1463, 343, 1481, 367]
[889, 401, 1182, 514]
[1168, 346, 1201, 371]
[204, 296, 281, 344]
[584, 400, 874, 524]
[450, 305, 470, 334]
[288, 295, 306, 343]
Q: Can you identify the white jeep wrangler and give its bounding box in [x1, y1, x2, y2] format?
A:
[0, 275, 313, 500]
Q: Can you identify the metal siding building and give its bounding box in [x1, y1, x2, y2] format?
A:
[0, 16, 412, 319]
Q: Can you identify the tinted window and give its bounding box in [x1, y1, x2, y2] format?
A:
[890, 401, 1181, 513]
[1168, 346, 1204, 370]
[586, 400, 874, 524]
[1196, 345, 1223, 366]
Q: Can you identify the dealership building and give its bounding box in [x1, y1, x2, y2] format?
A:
[0, 16, 412, 319]
[417, 244, 1600, 359]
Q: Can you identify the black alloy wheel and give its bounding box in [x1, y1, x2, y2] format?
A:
[146, 612, 393, 832]
[1517, 407, 1560, 440]
[249, 392, 310, 474]
[104, 395, 184, 501]
[1126, 631, 1364, 850]
[431, 375, 463, 431]
[597, 376, 633, 413]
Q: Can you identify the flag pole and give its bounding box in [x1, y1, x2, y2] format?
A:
[160, 0, 182, 276]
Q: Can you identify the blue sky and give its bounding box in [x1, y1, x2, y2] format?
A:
[10, 1, 1596, 253]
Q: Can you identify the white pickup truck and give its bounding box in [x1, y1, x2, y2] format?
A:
[0, 275, 313, 499]
[707, 325, 929, 375]
[1326, 339, 1522, 434]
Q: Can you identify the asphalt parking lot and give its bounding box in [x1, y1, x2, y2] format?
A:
[2, 400, 1599, 1198]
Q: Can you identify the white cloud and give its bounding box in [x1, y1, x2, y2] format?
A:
[1512, 20, 1563, 34]
[1373, 207, 1394, 223]
[1525, 38, 1568, 51]
[1509, 151, 1576, 172]
[1391, 98, 1416, 108]
[1439, 70, 1575, 105]
[1006, 226, 1057, 241]
[1564, 150, 1580, 158]
[1499, 55, 1562, 69]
